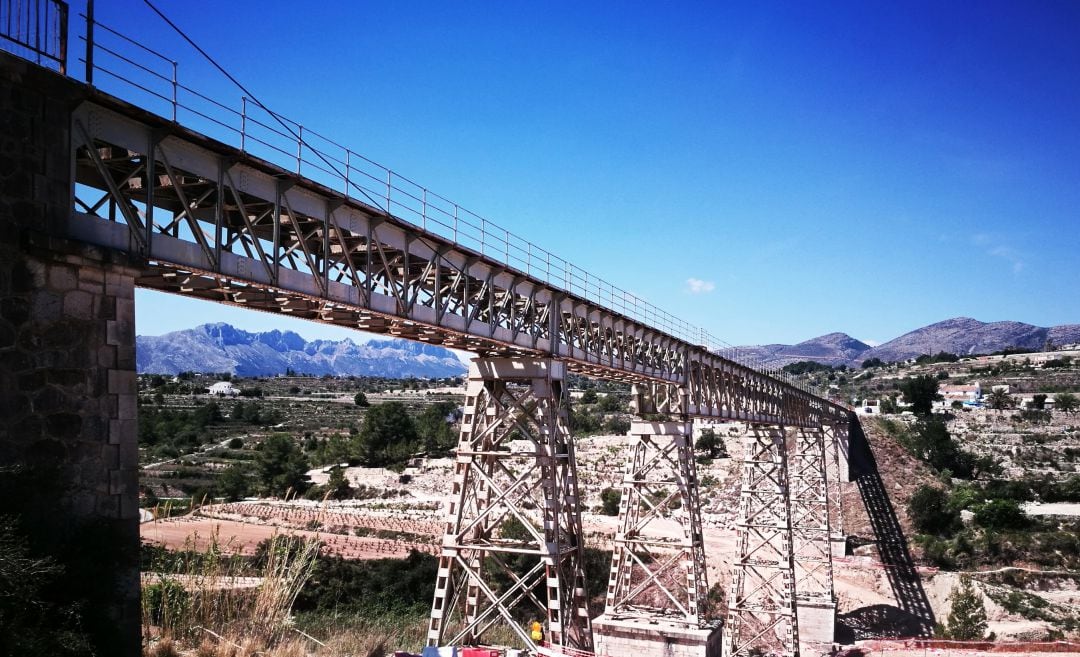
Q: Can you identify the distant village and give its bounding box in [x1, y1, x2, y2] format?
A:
[852, 345, 1080, 415]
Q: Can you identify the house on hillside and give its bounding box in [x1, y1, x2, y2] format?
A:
[938, 382, 982, 408]
[208, 381, 239, 397]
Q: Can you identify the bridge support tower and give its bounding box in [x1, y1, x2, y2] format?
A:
[724, 424, 800, 657]
[427, 358, 592, 652]
[593, 385, 722, 657]
[789, 427, 837, 649]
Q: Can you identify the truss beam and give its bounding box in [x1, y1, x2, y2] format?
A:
[67, 99, 850, 427]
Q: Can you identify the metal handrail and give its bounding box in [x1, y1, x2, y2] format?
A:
[0, 0, 67, 72]
[64, 10, 818, 395]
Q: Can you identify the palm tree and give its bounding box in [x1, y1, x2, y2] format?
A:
[986, 388, 1014, 411]
[1055, 392, 1078, 414]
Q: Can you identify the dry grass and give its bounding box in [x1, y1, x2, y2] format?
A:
[142, 525, 321, 656]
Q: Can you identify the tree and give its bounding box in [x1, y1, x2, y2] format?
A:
[986, 388, 1015, 411]
[1055, 392, 1078, 413]
[1031, 394, 1048, 410]
[908, 485, 956, 535]
[903, 418, 975, 478]
[944, 576, 989, 640]
[696, 429, 724, 458]
[600, 488, 622, 516]
[861, 357, 884, 369]
[580, 388, 598, 404]
[354, 392, 370, 407]
[597, 394, 625, 413]
[416, 401, 459, 453]
[255, 434, 310, 497]
[603, 416, 630, 435]
[899, 375, 942, 415]
[880, 396, 900, 414]
[354, 402, 419, 466]
[327, 467, 352, 500]
[218, 462, 252, 501]
[973, 499, 1027, 531]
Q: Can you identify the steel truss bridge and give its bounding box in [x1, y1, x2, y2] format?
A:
[3, 3, 854, 656]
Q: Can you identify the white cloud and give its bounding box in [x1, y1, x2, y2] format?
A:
[685, 278, 715, 294]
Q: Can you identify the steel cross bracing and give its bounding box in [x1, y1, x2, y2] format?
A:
[725, 425, 800, 657]
[823, 422, 846, 545]
[66, 98, 849, 427]
[788, 427, 835, 605]
[426, 359, 591, 651]
[603, 386, 710, 627]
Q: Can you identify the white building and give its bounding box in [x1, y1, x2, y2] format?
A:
[939, 382, 982, 406]
[208, 381, 239, 396]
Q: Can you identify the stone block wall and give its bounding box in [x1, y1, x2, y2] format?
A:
[1, 50, 141, 656]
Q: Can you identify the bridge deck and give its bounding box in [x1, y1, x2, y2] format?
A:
[65, 79, 846, 427]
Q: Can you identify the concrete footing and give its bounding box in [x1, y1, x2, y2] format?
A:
[592, 615, 722, 657]
[796, 598, 837, 646]
[831, 533, 847, 558]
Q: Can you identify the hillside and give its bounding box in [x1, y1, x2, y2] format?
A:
[739, 332, 871, 367]
[136, 323, 467, 378]
[739, 317, 1080, 367]
[862, 318, 1080, 364]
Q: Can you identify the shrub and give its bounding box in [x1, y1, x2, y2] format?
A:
[974, 499, 1028, 531]
[908, 485, 957, 535]
[600, 488, 622, 516]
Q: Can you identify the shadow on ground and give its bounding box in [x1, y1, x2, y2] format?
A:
[837, 604, 933, 642]
[839, 417, 936, 639]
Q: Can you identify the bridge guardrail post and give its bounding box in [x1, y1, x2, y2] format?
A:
[85, 0, 94, 85]
[296, 125, 303, 174]
[170, 60, 177, 121]
[385, 170, 392, 213]
[344, 149, 351, 199]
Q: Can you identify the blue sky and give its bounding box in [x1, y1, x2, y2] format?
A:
[80, 1, 1080, 347]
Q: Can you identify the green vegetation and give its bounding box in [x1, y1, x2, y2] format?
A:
[1056, 392, 1078, 413]
[883, 417, 993, 479]
[942, 576, 989, 640]
[600, 487, 622, 516]
[782, 360, 842, 375]
[355, 401, 419, 466]
[908, 485, 954, 535]
[256, 433, 311, 496]
[986, 388, 1016, 410]
[898, 374, 942, 415]
[695, 428, 727, 459]
[569, 391, 631, 436]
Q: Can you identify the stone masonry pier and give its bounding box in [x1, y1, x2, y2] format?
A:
[1, 51, 141, 656]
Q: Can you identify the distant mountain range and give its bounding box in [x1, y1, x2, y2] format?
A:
[136, 323, 467, 378]
[739, 317, 1080, 367]
[138, 317, 1080, 377]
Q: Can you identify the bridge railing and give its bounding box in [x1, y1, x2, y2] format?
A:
[61, 7, 820, 396]
[0, 0, 66, 73]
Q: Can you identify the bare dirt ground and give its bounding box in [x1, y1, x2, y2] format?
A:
[140, 418, 1080, 644]
[141, 516, 436, 560]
